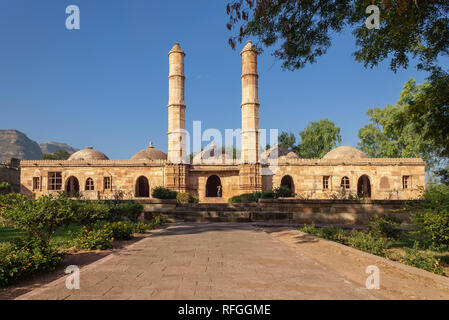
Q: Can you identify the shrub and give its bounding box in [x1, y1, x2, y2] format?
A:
[320, 226, 347, 243]
[74, 200, 111, 228]
[110, 201, 143, 222]
[0, 182, 12, 194]
[298, 223, 320, 236]
[0, 193, 77, 248]
[149, 215, 164, 228]
[347, 231, 391, 256]
[274, 186, 293, 198]
[228, 192, 261, 203]
[152, 187, 177, 199]
[73, 225, 113, 250]
[410, 184, 449, 247]
[131, 222, 149, 233]
[260, 190, 276, 199]
[369, 214, 402, 239]
[399, 242, 444, 275]
[0, 237, 63, 286]
[108, 221, 134, 240]
[176, 192, 198, 204]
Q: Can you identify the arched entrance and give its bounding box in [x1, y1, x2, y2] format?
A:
[280, 175, 294, 194]
[66, 176, 79, 195]
[135, 176, 149, 197]
[206, 175, 222, 197]
[357, 175, 371, 198]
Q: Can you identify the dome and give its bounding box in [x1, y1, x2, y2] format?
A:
[322, 146, 368, 160]
[131, 142, 167, 161]
[192, 142, 233, 164]
[68, 146, 109, 161]
[261, 144, 299, 161]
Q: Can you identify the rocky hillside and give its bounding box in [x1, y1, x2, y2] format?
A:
[0, 130, 42, 163]
[39, 142, 78, 154]
[0, 130, 78, 162]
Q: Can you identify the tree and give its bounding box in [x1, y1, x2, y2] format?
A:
[278, 131, 296, 150]
[297, 118, 341, 158]
[226, 0, 449, 159]
[0, 193, 77, 248]
[41, 150, 71, 160]
[226, 0, 448, 73]
[357, 78, 438, 168]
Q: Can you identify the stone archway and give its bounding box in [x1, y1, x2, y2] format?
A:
[135, 176, 149, 198]
[66, 176, 79, 195]
[206, 175, 222, 197]
[357, 175, 371, 198]
[280, 175, 294, 194]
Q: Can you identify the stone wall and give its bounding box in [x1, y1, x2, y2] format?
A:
[0, 158, 20, 193]
[142, 199, 412, 225]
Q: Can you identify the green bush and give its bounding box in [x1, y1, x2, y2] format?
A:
[298, 223, 320, 236]
[369, 214, 402, 239]
[74, 200, 111, 228]
[73, 225, 113, 250]
[0, 182, 12, 194]
[274, 186, 293, 198]
[228, 192, 261, 203]
[260, 190, 276, 199]
[109, 201, 143, 222]
[0, 193, 77, 248]
[411, 184, 449, 247]
[0, 237, 63, 286]
[399, 243, 444, 275]
[108, 221, 134, 240]
[152, 187, 177, 199]
[149, 215, 164, 228]
[347, 231, 391, 256]
[176, 192, 198, 204]
[320, 226, 346, 243]
[131, 222, 149, 233]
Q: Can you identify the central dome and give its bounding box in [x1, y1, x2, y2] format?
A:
[131, 142, 167, 161]
[322, 146, 368, 160]
[68, 146, 109, 161]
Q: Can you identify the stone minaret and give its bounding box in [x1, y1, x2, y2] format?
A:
[240, 41, 260, 163]
[239, 41, 262, 193]
[167, 42, 186, 164]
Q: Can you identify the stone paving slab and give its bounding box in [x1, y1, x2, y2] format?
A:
[17, 223, 386, 300]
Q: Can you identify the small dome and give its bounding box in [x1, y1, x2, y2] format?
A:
[192, 142, 233, 164]
[322, 146, 368, 160]
[261, 144, 299, 161]
[131, 142, 166, 161]
[68, 146, 109, 161]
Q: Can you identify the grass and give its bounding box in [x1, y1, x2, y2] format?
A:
[298, 224, 449, 276]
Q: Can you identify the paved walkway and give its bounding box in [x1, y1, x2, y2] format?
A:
[16, 222, 449, 300]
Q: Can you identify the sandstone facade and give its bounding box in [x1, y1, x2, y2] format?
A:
[20, 42, 426, 202]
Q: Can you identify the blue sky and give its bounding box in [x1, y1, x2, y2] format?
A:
[0, 0, 433, 159]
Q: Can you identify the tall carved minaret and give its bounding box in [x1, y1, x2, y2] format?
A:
[165, 42, 188, 193]
[240, 41, 260, 163]
[167, 42, 186, 164]
[239, 41, 262, 193]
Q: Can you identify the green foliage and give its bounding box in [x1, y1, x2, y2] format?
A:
[0, 193, 77, 248]
[107, 221, 134, 241]
[149, 215, 164, 228]
[411, 184, 449, 247]
[0, 237, 63, 286]
[176, 192, 198, 204]
[369, 214, 402, 239]
[73, 225, 113, 250]
[109, 201, 143, 222]
[274, 186, 293, 198]
[347, 231, 391, 256]
[0, 182, 12, 194]
[132, 222, 149, 233]
[357, 79, 437, 168]
[298, 223, 320, 236]
[298, 224, 346, 243]
[278, 131, 296, 150]
[41, 150, 71, 160]
[228, 192, 261, 203]
[400, 243, 444, 275]
[226, 1, 448, 73]
[296, 118, 342, 158]
[152, 187, 177, 199]
[260, 190, 276, 199]
[74, 200, 111, 228]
